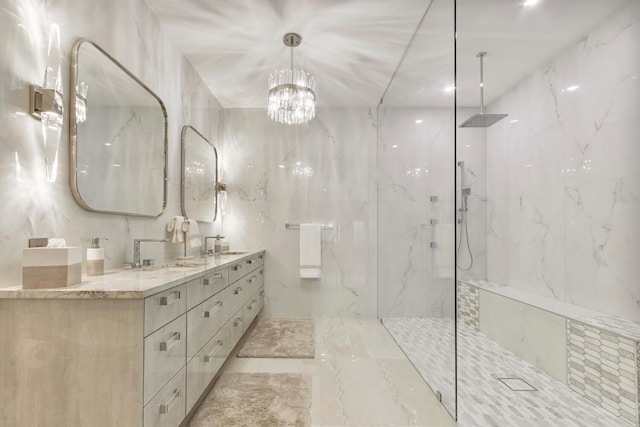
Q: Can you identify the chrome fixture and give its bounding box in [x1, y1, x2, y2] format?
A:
[285, 223, 334, 229]
[133, 238, 168, 268]
[456, 161, 474, 271]
[203, 235, 224, 255]
[30, 24, 64, 182]
[268, 32, 316, 125]
[459, 52, 508, 128]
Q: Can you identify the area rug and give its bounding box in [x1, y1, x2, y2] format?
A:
[188, 373, 312, 427]
[237, 318, 315, 359]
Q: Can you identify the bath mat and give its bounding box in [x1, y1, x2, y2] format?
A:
[237, 318, 315, 359]
[188, 373, 312, 427]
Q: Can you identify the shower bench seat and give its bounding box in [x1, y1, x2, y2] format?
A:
[458, 279, 640, 427]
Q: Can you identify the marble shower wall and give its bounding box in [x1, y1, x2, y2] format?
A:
[377, 107, 486, 318]
[221, 108, 377, 318]
[486, 1, 640, 322]
[0, 0, 223, 287]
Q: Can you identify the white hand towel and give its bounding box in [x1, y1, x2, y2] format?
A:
[299, 223, 321, 279]
[183, 219, 202, 249]
[167, 216, 185, 243]
[432, 223, 454, 278]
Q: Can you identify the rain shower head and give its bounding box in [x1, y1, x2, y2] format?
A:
[459, 52, 508, 128]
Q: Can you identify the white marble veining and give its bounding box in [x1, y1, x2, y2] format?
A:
[0, 250, 262, 299]
[486, 1, 640, 322]
[0, 0, 224, 290]
[222, 108, 377, 318]
[222, 317, 455, 426]
[377, 107, 487, 318]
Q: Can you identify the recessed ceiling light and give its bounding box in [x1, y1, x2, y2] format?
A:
[565, 85, 580, 92]
[443, 85, 456, 93]
[415, 119, 423, 124]
[510, 119, 519, 123]
[278, 164, 285, 168]
[391, 144, 398, 148]
[523, 0, 539, 6]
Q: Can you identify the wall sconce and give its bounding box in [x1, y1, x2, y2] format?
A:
[216, 181, 227, 218]
[29, 24, 63, 182]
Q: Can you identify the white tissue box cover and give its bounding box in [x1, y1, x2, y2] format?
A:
[23, 247, 82, 267]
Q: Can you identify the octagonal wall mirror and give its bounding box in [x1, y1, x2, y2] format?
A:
[181, 126, 218, 222]
[70, 39, 168, 217]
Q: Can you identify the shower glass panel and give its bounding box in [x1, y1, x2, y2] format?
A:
[455, 0, 640, 425]
[376, 0, 457, 419]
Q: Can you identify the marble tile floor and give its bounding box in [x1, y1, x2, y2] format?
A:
[192, 317, 457, 426]
[384, 317, 634, 427]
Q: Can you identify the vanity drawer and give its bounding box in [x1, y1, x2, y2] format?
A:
[228, 310, 244, 350]
[186, 268, 228, 311]
[186, 288, 229, 361]
[241, 272, 260, 301]
[144, 314, 186, 405]
[144, 284, 186, 337]
[186, 325, 228, 413]
[228, 260, 248, 284]
[144, 367, 186, 427]
[243, 255, 260, 273]
[242, 294, 260, 332]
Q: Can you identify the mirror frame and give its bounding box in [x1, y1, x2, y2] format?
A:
[180, 125, 218, 222]
[69, 39, 168, 217]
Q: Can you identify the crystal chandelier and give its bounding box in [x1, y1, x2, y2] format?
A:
[268, 33, 316, 124]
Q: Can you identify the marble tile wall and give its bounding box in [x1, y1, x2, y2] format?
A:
[486, 1, 640, 322]
[0, 0, 224, 288]
[221, 108, 377, 318]
[567, 319, 639, 425]
[377, 106, 486, 318]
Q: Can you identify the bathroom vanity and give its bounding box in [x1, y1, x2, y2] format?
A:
[0, 250, 265, 427]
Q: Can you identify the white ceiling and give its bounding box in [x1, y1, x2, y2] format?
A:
[145, 0, 630, 108]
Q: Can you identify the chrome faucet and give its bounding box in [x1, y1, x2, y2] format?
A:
[133, 239, 169, 268]
[202, 235, 224, 256]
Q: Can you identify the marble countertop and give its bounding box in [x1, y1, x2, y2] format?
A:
[460, 279, 640, 342]
[0, 249, 265, 300]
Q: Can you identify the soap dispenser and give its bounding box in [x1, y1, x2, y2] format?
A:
[87, 237, 108, 276]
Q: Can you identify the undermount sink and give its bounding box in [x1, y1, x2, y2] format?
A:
[141, 262, 204, 272]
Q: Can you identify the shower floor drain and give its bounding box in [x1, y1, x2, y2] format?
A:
[498, 377, 537, 391]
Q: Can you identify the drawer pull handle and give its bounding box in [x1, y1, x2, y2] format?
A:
[232, 264, 242, 271]
[247, 276, 256, 284]
[260, 269, 264, 275]
[246, 259, 254, 264]
[259, 255, 264, 260]
[204, 340, 224, 362]
[203, 278, 210, 286]
[234, 286, 243, 295]
[159, 332, 181, 351]
[159, 291, 181, 306]
[233, 317, 243, 327]
[213, 272, 224, 279]
[260, 290, 265, 297]
[247, 299, 258, 310]
[203, 301, 223, 318]
[159, 388, 181, 415]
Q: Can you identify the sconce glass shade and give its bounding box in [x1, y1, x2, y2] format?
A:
[268, 69, 316, 124]
[28, 24, 64, 182]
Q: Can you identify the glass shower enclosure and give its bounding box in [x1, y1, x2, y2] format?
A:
[376, 0, 458, 419]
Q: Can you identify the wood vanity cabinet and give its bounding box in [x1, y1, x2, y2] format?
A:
[0, 251, 265, 427]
